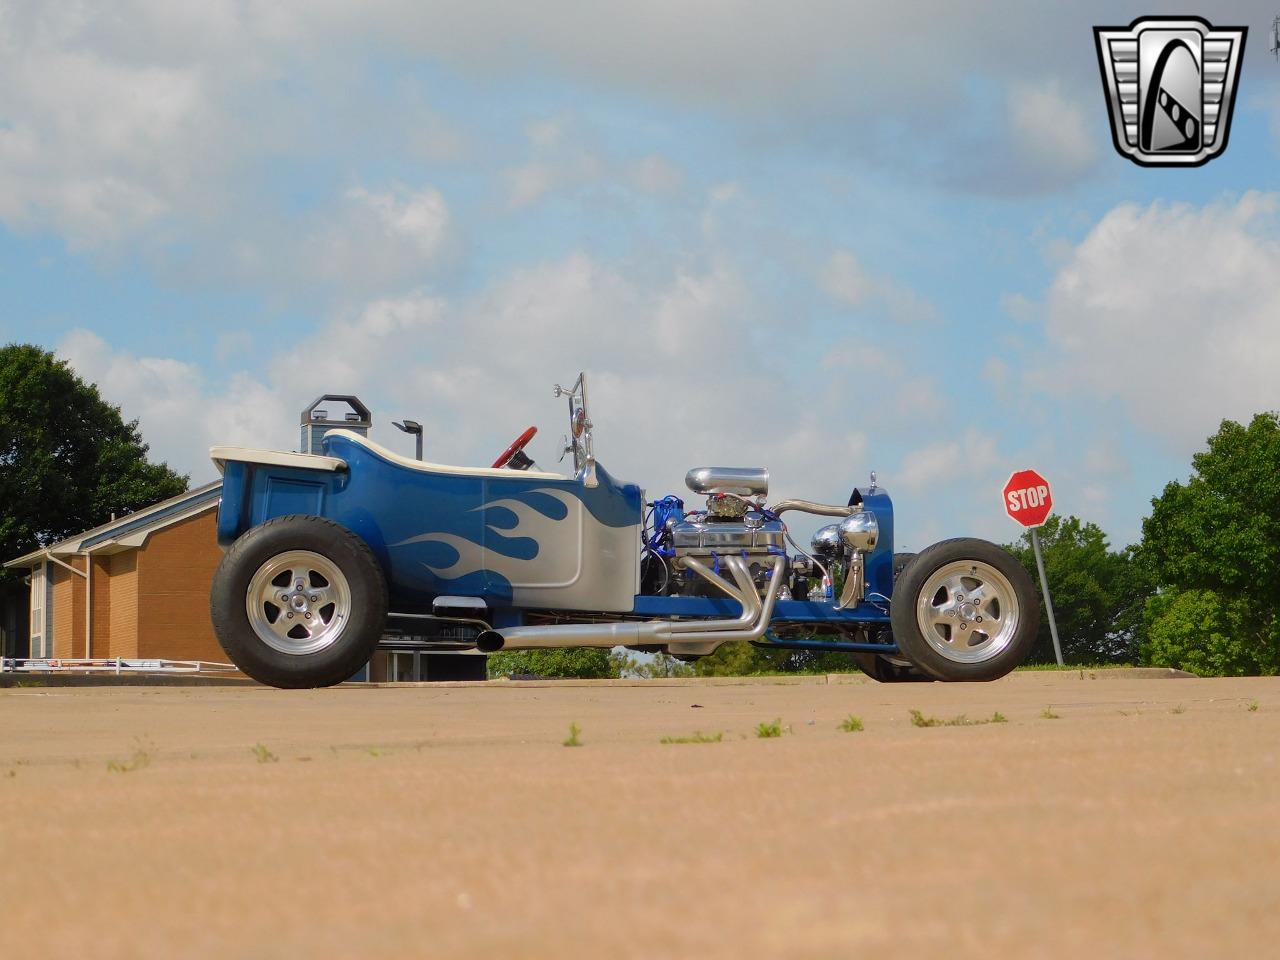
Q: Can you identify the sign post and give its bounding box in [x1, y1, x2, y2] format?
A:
[1002, 469, 1063, 667]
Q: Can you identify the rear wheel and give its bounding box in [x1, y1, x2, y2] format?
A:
[890, 538, 1038, 682]
[211, 515, 388, 688]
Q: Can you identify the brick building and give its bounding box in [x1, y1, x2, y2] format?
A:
[4, 483, 227, 664]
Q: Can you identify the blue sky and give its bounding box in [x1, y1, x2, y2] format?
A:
[5, 1, 1280, 550]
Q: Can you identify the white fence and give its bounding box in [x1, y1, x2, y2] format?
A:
[1, 658, 238, 675]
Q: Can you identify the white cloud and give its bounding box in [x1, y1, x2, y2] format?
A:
[501, 118, 674, 209]
[999, 293, 1037, 325]
[56, 330, 294, 482]
[820, 251, 874, 307]
[1006, 81, 1098, 187]
[504, 163, 558, 209]
[897, 433, 999, 495]
[1043, 192, 1280, 452]
[349, 186, 451, 260]
[302, 185, 455, 290]
[630, 155, 684, 193]
[53, 245, 877, 512]
[820, 250, 939, 324]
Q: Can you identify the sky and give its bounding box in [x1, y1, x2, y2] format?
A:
[4, 1, 1280, 551]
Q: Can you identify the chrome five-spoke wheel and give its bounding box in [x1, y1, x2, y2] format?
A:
[246, 550, 352, 655]
[915, 560, 1020, 664]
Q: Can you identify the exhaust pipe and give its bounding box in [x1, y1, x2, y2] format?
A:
[477, 557, 785, 656]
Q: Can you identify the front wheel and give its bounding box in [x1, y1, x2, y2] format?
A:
[210, 515, 388, 688]
[890, 538, 1038, 682]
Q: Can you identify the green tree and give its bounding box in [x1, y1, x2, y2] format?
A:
[692, 640, 856, 676]
[1004, 515, 1149, 664]
[1141, 588, 1279, 677]
[1139, 413, 1280, 674]
[486, 648, 616, 679]
[0, 344, 187, 565]
[609, 650, 695, 679]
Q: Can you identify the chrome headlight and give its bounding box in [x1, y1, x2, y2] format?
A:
[810, 524, 843, 559]
[839, 512, 879, 553]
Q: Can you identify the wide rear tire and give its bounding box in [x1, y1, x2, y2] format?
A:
[211, 515, 388, 688]
[890, 538, 1038, 682]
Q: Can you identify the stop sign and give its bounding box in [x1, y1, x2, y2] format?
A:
[1003, 469, 1053, 528]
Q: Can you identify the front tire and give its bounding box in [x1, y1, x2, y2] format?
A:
[211, 516, 388, 688]
[890, 538, 1038, 682]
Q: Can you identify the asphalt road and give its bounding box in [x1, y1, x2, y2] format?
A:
[1, 671, 1277, 959]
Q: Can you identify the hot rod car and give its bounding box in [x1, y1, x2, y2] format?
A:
[209, 373, 1038, 687]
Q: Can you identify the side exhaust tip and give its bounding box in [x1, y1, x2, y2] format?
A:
[476, 630, 505, 653]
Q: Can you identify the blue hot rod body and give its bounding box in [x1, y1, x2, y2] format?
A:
[209, 374, 1036, 687]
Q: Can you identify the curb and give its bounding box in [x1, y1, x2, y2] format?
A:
[359, 667, 1199, 689]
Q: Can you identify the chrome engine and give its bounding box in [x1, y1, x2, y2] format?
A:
[667, 468, 783, 598]
[641, 465, 881, 610]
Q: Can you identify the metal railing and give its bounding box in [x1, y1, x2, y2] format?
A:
[1, 657, 239, 675]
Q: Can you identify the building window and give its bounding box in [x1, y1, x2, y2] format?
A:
[29, 562, 48, 659]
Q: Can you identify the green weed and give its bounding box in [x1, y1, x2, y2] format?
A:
[756, 719, 783, 738]
[910, 709, 1006, 727]
[251, 743, 278, 764]
[1170, 704, 1186, 715]
[107, 739, 152, 773]
[1041, 707, 1061, 720]
[660, 731, 723, 744]
[838, 715, 864, 733]
[563, 722, 582, 747]
[1248, 700, 1260, 713]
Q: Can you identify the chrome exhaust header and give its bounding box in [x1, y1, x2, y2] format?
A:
[475, 556, 786, 655]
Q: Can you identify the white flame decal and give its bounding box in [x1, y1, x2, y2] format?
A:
[394, 489, 583, 588]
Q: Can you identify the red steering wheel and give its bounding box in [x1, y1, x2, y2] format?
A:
[492, 426, 538, 468]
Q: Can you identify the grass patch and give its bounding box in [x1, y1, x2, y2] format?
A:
[756, 718, 783, 738]
[107, 739, 152, 774]
[251, 743, 278, 764]
[660, 731, 723, 744]
[1040, 707, 1061, 720]
[563, 722, 582, 747]
[838, 715, 864, 733]
[1248, 700, 1259, 713]
[1170, 704, 1186, 715]
[910, 709, 1007, 728]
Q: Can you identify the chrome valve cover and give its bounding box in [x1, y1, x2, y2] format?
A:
[672, 517, 786, 556]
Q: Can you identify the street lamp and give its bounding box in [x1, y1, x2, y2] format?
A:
[393, 419, 423, 461]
